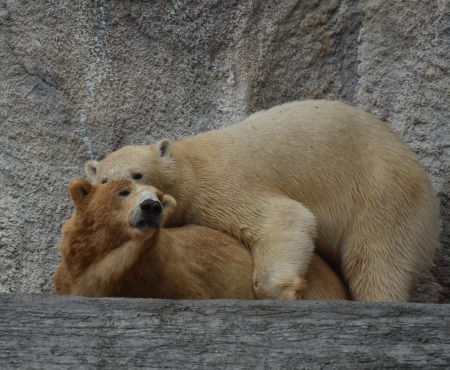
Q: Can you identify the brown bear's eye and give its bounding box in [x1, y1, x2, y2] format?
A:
[132, 173, 143, 180]
[119, 190, 130, 197]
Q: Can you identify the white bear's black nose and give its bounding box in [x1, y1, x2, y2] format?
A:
[140, 199, 162, 216]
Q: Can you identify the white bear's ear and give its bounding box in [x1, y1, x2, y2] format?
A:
[85, 160, 98, 181]
[161, 194, 177, 227]
[156, 139, 173, 158]
[69, 179, 93, 210]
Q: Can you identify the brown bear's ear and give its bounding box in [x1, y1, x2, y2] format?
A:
[85, 160, 98, 182]
[69, 179, 93, 210]
[161, 194, 177, 227]
[156, 139, 173, 158]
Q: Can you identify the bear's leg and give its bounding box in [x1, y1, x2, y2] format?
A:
[249, 196, 317, 300]
[338, 175, 439, 302]
[340, 227, 432, 302]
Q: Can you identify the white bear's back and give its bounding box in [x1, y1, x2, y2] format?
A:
[177, 100, 438, 258]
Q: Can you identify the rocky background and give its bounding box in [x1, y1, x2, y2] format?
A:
[1, 0, 449, 302]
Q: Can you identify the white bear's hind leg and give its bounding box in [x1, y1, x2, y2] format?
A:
[341, 243, 413, 302]
[341, 225, 436, 302]
[341, 171, 439, 301]
[250, 196, 317, 300]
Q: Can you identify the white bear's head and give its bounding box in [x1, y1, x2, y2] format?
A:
[85, 139, 174, 191]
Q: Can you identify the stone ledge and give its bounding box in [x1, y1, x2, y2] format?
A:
[1, 294, 449, 369]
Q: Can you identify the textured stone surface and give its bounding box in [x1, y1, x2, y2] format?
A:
[0, 1, 449, 301]
[1, 294, 450, 369]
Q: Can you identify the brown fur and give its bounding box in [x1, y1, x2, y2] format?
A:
[54, 180, 349, 300]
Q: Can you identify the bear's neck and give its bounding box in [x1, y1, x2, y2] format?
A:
[123, 229, 197, 298]
[69, 228, 161, 297]
[165, 138, 220, 226]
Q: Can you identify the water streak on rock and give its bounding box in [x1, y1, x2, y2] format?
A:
[78, 0, 106, 159]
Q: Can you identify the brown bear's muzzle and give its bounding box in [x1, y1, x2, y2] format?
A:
[131, 199, 163, 230]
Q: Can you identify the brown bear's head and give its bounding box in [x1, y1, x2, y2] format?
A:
[67, 179, 177, 243]
[55, 179, 176, 295]
[55, 179, 177, 295]
[84, 140, 174, 191]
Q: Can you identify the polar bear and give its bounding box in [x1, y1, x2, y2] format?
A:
[54, 179, 349, 300]
[85, 100, 440, 301]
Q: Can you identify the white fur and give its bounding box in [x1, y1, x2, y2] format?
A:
[86, 100, 440, 301]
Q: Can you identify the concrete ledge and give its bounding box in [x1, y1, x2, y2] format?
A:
[1, 294, 449, 369]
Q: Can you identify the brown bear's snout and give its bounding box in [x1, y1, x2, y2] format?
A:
[140, 199, 162, 217]
[131, 199, 163, 230]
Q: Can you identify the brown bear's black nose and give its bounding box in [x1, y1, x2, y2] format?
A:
[140, 199, 162, 216]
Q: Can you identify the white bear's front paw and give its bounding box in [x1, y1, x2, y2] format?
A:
[253, 274, 307, 300]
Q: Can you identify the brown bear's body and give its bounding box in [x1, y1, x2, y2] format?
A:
[54, 180, 349, 300]
[85, 100, 440, 301]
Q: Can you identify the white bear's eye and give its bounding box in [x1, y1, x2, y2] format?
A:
[132, 173, 143, 180]
[119, 190, 131, 197]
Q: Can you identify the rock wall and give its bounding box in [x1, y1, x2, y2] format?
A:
[1, 0, 449, 301]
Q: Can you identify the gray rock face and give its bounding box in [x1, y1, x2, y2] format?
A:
[1, 1, 449, 301]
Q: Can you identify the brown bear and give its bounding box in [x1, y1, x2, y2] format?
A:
[85, 100, 440, 301]
[54, 179, 349, 300]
